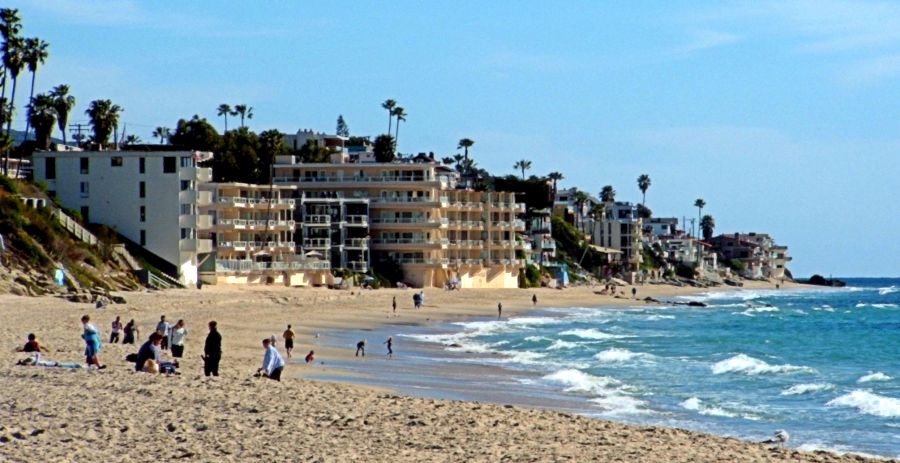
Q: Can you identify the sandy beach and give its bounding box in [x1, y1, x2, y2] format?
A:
[0, 281, 884, 462]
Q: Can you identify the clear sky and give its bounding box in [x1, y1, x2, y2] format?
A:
[12, 0, 900, 277]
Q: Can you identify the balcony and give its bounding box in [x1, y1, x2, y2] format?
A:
[302, 238, 331, 249]
[196, 190, 213, 206]
[372, 217, 448, 228]
[345, 215, 369, 226]
[446, 201, 483, 211]
[348, 261, 369, 272]
[180, 167, 213, 182]
[303, 215, 331, 226]
[393, 257, 450, 266]
[216, 241, 294, 252]
[370, 196, 449, 208]
[215, 196, 295, 209]
[344, 238, 369, 249]
[215, 259, 330, 273]
[215, 219, 295, 231]
[448, 239, 483, 248]
[180, 238, 212, 253]
[371, 238, 449, 249]
[275, 174, 442, 185]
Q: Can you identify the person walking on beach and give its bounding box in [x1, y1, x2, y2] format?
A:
[203, 321, 221, 377]
[392, 296, 397, 313]
[156, 316, 171, 350]
[81, 315, 106, 370]
[123, 319, 139, 345]
[497, 302, 503, 319]
[283, 325, 295, 358]
[110, 316, 122, 344]
[170, 319, 187, 359]
[257, 338, 285, 381]
[532, 294, 537, 306]
[355, 339, 366, 357]
[412, 293, 421, 310]
[384, 336, 393, 359]
[631, 287, 637, 299]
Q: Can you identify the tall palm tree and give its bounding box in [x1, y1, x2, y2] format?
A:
[637, 174, 651, 206]
[600, 185, 616, 203]
[457, 138, 474, 162]
[694, 198, 706, 264]
[0, 8, 22, 101]
[216, 103, 231, 132]
[548, 171, 564, 198]
[513, 159, 532, 179]
[392, 106, 406, 147]
[49, 84, 75, 145]
[22, 37, 49, 141]
[381, 99, 396, 135]
[234, 104, 252, 128]
[2, 35, 24, 137]
[700, 214, 715, 242]
[26, 92, 55, 150]
[85, 99, 123, 148]
[152, 126, 171, 144]
[573, 190, 588, 234]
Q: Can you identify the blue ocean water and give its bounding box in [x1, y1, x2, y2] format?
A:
[380, 279, 900, 458]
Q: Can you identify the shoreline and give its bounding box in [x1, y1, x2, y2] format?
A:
[2, 281, 885, 462]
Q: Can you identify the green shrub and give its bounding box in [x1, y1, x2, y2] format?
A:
[0, 176, 18, 194]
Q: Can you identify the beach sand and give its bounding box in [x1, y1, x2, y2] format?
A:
[0, 281, 881, 462]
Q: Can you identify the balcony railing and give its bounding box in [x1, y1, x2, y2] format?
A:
[345, 215, 368, 225]
[215, 259, 330, 272]
[302, 238, 331, 248]
[371, 196, 449, 205]
[304, 215, 331, 225]
[216, 241, 294, 250]
[448, 239, 483, 247]
[217, 196, 295, 207]
[371, 238, 449, 246]
[344, 238, 369, 248]
[393, 257, 450, 265]
[274, 174, 441, 184]
[348, 261, 369, 272]
[372, 217, 449, 226]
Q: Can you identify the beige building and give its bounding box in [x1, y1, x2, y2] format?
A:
[199, 183, 332, 287]
[273, 161, 527, 288]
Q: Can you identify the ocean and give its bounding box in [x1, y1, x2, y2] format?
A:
[316, 278, 900, 459]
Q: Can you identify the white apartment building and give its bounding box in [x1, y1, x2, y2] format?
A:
[644, 217, 680, 237]
[592, 201, 643, 271]
[32, 150, 214, 285]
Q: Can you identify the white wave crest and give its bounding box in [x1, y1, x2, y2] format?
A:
[594, 348, 652, 363]
[547, 340, 580, 351]
[711, 354, 815, 376]
[858, 372, 892, 383]
[678, 397, 760, 420]
[879, 286, 898, 295]
[781, 383, 834, 395]
[560, 328, 632, 340]
[826, 390, 900, 418]
[589, 394, 651, 416]
[542, 369, 620, 394]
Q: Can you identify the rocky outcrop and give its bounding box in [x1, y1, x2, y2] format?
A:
[802, 274, 846, 287]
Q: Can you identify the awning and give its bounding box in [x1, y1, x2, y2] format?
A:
[588, 245, 623, 254]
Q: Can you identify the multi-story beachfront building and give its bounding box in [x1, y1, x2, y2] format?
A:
[527, 208, 555, 267]
[710, 232, 791, 280]
[32, 149, 213, 285]
[272, 159, 527, 288]
[592, 201, 643, 271]
[296, 193, 370, 273]
[198, 183, 332, 286]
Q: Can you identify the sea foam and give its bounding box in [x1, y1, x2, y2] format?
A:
[594, 348, 652, 363]
[858, 372, 892, 383]
[826, 390, 900, 418]
[559, 328, 632, 340]
[678, 397, 761, 420]
[781, 383, 834, 395]
[711, 354, 815, 376]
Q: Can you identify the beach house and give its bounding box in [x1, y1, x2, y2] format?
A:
[591, 201, 643, 271]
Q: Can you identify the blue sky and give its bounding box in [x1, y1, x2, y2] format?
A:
[12, 0, 900, 277]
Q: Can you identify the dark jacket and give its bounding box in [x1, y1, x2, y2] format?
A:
[204, 330, 222, 358]
[135, 341, 160, 372]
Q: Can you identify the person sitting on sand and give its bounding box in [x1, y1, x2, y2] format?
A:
[81, 315, 106, 370]
[305, 350, 315, 364]
[257, 338, 285, 381]
[16, 333, 49, 353]
[135, 332, 163, 372]
[355, 340, 366, 357]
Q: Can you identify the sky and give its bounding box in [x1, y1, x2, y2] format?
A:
[11, 0, 900, 277]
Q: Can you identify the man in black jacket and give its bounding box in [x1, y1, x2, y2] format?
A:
[203, 321, 222, 376]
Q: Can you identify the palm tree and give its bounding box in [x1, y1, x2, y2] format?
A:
[2, 35, 24, 137]
[392, 106, 406, 147]
[122, 134, 141, 146]
[548, 171, 564, 198]
[26, 92, 55, 150]
[457, 138, 474, 162]
[381, 99, 396, 135]
[452, 153, 464, 171]
[694, 198, 706, 236]
[234, 104, 252, 128]
[573, 190, 588, 234]
[700, 214, 715, 242]
[441, 156, 454, 165]
[600, 185, 616, 203]
[513, 159, 532, 179]
[49, 85, 75, 145]
[0, 8, 22, 101]
[85, 99, 123, 148]
[22, 37, 49, 141]
[216, 103, 232, 132]
[637, 174, 651, 206]
[152, 126, 171, 144]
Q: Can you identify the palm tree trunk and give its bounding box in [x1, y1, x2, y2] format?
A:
[642, 191, 646, 206]
[387, 112, 392, 135]
[6, 76, 17, 136]
[224, 114, 228, 132]
[23, 71, 35, 141]
[394, 121, 400, 147]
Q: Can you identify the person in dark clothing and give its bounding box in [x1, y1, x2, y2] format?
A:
[384, 336, 393, 359]
[203, 321, 222, 376]
[123, 319, 138, 345]
[497, 302, 503, 319]
[135, 332, 163, 372]
[532, 294, 537, 306]
[355, 340, 366, 357]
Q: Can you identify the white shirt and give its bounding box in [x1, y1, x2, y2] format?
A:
[261, 345, 285, 375]
[170, 327, 187, 346]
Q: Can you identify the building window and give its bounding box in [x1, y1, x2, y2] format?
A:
[111, 156, 123, 167]
[139, 181, 146, 198]
[140, 230, 146, 246]
[180, 204, 194, 215]
[79, 181, 89, 198]
[140, 206, 146, 222]
[45, 157, 56, 179]
[80, 206, 89, 223]
[163, 156, 176, 173]
[180, 228, 193, 239]
[180, 156, 193, 168]
[180, 180, 191, 191]
[139, 157, 145, 174]
[80, 157, 89, 175]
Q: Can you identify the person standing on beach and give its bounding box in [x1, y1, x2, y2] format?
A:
[532, 294, 537, 306]
[283, 325, 295, 358]
[81, 315, 106, 370]
[497, 302, 503, 319]
[123, 319, 139, 345]
[110, 316, 122, 344]
[203, 321, 221, 377]
[632, 287, 637, 299]
[412, 293, 421, 310]
[156, 316, 171, 351]
[392, 296, 397, 313]
[355, 339, 366, 357]
[170, 320, 187, 359]
[257, 338, 285, 381]
[384, 336, 393, 359]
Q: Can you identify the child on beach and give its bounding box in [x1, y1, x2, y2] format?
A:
[110, 316, 122, 343]
[384, 336, 393, 359]
[16, 333, 49, 353]
[355, 340, 366, 357]
[81, 315, 106, 370]
[305, 350, 315, 364]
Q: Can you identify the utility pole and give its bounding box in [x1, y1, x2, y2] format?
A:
[68, 123, 89, 147]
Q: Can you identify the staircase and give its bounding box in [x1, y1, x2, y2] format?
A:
[50, 207, 99, 246]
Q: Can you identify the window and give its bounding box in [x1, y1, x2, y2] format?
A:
[140, 206, 146, 222]
[180, 228, 194, 239]
[139, 181, 146, 198]
[80, 181, 89, 198]
[163, 156, 176, 173]
[111, 156, 123, 167]
[139, 157, 145, 174]
[180, 180, 191, 191]
[180, 204, 194, 215]
[80, 206, 89, 223]
[80, 157, 89, 175]
[45, 157, 56, 179]
[180, 156, 193, 168]
[139, 230, 146, 246]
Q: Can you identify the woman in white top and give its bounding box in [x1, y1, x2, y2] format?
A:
[170, 319, 188, 358]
